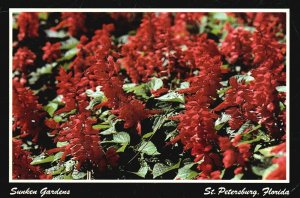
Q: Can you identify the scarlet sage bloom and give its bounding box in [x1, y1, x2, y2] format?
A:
[42, 42, 62, 62]
[220, 26, 253, 66]
[52, 13, 87, 37]
[13, 79, 45, 142]
[218, 136, 251, 169]
[112, 99, 160, 135]
[46, 112, 107, 170]
[13, 47, 36, 72]
[13, 138, 51, 179]
[17, 12, 39, 41]
[121, 13, 177, 83]
[173, 36, 223, 178]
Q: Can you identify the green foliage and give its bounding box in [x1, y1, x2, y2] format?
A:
[175, 163, 198, 180]
[138, 141, 160, 156]
[155, 92, 185, 103]
[152, 160, 181, 178]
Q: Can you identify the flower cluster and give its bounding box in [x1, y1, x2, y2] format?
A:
[12, 12, 286, 180]
[17, 12, 39, 41]
[52, 13, 87, 37]
[42, 42, 62, 62]
[13, 138, 51, 179]
[13, 47, 36, 72]
[13, 79, 45, 142]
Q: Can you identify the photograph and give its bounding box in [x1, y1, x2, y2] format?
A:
[10, 10, 288, 182]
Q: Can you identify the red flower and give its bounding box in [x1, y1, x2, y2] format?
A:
[105, 147, 120, 168]
[46, 112, 106, 170]
[13, 138, 51, 179]
[223, 149, 236, 168]
[13, 79, 45, 141]
[52, 13, 87, 37]
[220, 26, 253, 66]
[271, 142, 286, 154]
[234, 167, 244, 175]
[150, 87, 169, 97]
[266, 156, 286, 180]
[113, 99, 159, 135]
[218, 136, 251, 168]
[42, 42, 61, 62]
[13, 47, 36, 72]
[17, 12, 39, 41]
[198, 170, 221, 180]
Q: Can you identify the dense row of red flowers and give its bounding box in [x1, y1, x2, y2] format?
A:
[12, 12, 286, 180]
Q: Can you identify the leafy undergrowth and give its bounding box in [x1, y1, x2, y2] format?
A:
[12, 12, 286, 180]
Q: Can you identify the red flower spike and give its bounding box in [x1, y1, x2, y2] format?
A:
[42, 42, 62, 62]
[13, 138, 51, 179]
[13, 47, 36, 72]
[13, 79, 45, 142]
[17, 12, 39, 41]
[46, 112, 107, 170]
[52, 13, 87, 37]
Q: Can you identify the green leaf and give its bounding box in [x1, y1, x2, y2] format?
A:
[117, 35, 129, 44]
[215, 113, 231, 130]
[45, 30, 68, 38]
[59, 109, 77, 118]
[113, 132, 130, 144]
[59, 48, 79, 61]
[153, 160, 181, 179]
[156, 92, 185, 103]
[31, 154, 55, 165]
[38, 12, 48, 20]
[212, 13, 228, 20]
[86, 97, 103, 110]
[142, 131, 155, 139]
[236, 121, 251, 134]
[123, 83, 149, 99]
[231, 173, 244, 180]
[220, 169, 226, 179]
[60, 37, 79, 50]
[254, 144, 262, 153]
[86, 86, 104, 98]
[63, 174, 73, 180]
[152, 115, 167, 132]
[138, 141, 160, 156]
[72, 170, 87, 180]
[64, 160, 76, 172]
[165, 129, 178, 141]
[177, 81, 190, 90]
[46, 164, 65, 176]
[92, 124, 110, 130]
[217, 86, 231, 98]
[276, 86, 286, 92]
[279, 101, 286, 111]
[252, 166, 266, 176]
[148, 77, 163, 91]
[235, 73, 255, 83]
[100, 126, 117, 135]
[57, 141, 68, 148]
[28, 63, 57, 84]
[53, 115, 63, 122]
[116, 143, 128, 153]
[102, 132, 130, 145]
[259, 146, 275, 157]
[13, 16, 18, 29]
[53, 152, 63, 162]
[43, 102, 58, 117]
[130, 161, 149, 178]
[175, 163, 198, 180]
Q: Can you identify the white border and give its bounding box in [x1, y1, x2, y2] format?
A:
[9, 8, 290, 183]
